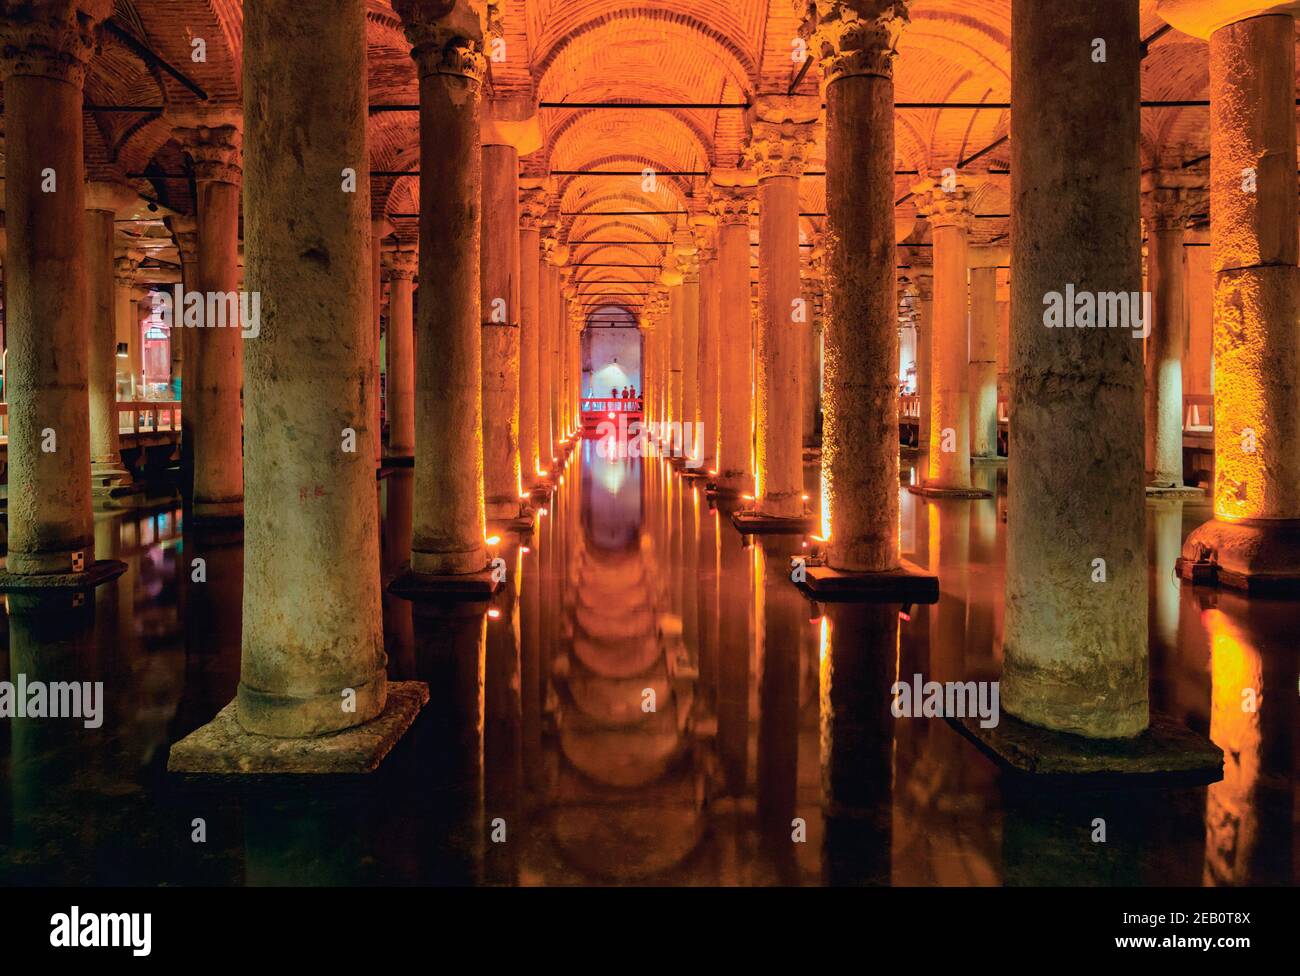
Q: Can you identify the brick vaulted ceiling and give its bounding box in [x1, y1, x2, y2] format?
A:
[5, 1, 1299, 287]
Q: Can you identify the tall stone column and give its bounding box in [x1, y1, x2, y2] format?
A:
[558, 273, 574, 438]
[664, 271, 683, 426]
[170, 106, 245, 524]
[371, 217, 393, 465]
[85, 183, 137, 492]
[914, 270, 933, 449]
[677, 244, 700, 454]
[803, 240, 826, 449]
[1143, 176, 1200, 493]
[693, 220, 720, 471]
[1004, 0, 1147, 738]
[166, 215, 198, 403]
[747, 103, 815, 517]
[801, 0, 933, 582]
[709, 181, 756, 493]
[538, 230, 558, 472]
[518, 181, 547, 486]
[171, 0, 425, 763]
[910, 179, 987, 497]
[968, 248, 1000, 460]
[382, 241, 417, 460]
[1165, 3, 1300, 590]
[393, 0, 492, 581]
[0, 0, 119, 586]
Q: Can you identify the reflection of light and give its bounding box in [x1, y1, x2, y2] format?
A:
[820, 462, 831, 541]
[520, 546, 530, 553]
[485, 535, 501, 546]
[741, 493, 754, 501]
[818, 615, 830, 666]
[487, 608, 501, 619]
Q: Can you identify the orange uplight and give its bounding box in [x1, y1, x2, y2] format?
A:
[487, 608, 501, 619]
[708, 469, 718, 477]
[741, 493, 754, 501]
[538, 507, 548, 516]
[520, 546, 530, 553]
[485, 535, 501, 546]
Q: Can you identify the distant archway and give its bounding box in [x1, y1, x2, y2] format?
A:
[582, 305, 641, 402]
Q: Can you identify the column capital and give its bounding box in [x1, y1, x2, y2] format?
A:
[797, 0, 911, 86]
[114, 248, 144, 288]
[392, 0, 498, 84]
[166, 214, 199, 264]
[382, 240, 419, 279]
[968, 244, 1008, 269]
[169, 105, 243, 185]
[0, 0, 110, 85]
[1154, 0, 1300, 39]
[84, 180, 138, 215]
[708, 182, 757, 225]
[519, 181, 550, 229]
[483, 95, 542, 152]
[743, 118, 817, 180]
[372, 216, 396, 240]
[912, 177, 975, 231]
[1140, 171, 1205, 232]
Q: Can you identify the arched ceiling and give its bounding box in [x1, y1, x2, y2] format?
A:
[4, 0, 1297, 288]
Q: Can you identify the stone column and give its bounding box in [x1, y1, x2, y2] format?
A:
[803, 240, 826, 449]
[372, 217, 393, 465]
[677, 244, 700, 453]
[1005, 0, 1147, 737]
[1143, 176, 1199, 492]
[968, 247, 1000, 460]
[0, 0, 113, 583]
[558, 273, 574, 438]
[518, 181, 547, 486]
[693, 220, 720, 471]
[167, 215, 198, 403]
[1166, 3, 1300, 590]
[804, 0, 915, 572]
[914, 269, 933, 450]
[747, 103, 815, 516]
[382, 241, 417, 460]
[170, 106, 245, 524]
[538, 231, 558, 470]
[911, 179, 986, 496]
[236, 0, 388, 738]
[85, 183, 137, 491]
[709, 180, 756, 493]
[392, 0, 492, 579]
[665, 271, 683, 426]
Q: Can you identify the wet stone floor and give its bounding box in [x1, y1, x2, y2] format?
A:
[0, 443, 1295, 885]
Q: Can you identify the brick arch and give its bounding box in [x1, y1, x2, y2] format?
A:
[545, 107, 714, 173]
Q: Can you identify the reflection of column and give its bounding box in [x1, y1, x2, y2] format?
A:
[1150, 499, 1184, 653]
[0, 1, 108, 580]
[235, 0, 387, 737]
[968, 249, 999, 460]
[1004, 0, 1146, 737]
[518, 181, 547, 486]
[747, 103, 815, 517]
[394, 0, 488, 577]
[86, 183, 137, 490]
[382, 241, 417, 459]
[1173, 6, 1300, 590]
[709, 181, 756, 493]
[912, 179, 985, 495]
[171, 106, 245, 524]
[805, 0, 911, 570]
[1143, 176, 1198, 490]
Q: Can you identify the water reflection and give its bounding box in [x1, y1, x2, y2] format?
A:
[0, 446, 1293, 885]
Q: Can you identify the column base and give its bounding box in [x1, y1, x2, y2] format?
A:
[487, 510, 535, 533]
[1144, 483, 1205, 499]
[190, 500, 244, 528]
[167, 680, 429, 775]
[707, 474, 749, 498]
[0, 558, 127, 593]
[381, 453, 415, 468]
[90, 461, 133, 489]
[92, 482, 147, 510]
[1176, 517, 1300, 595]
[970, 454, 1008, 465]
[730, 509, 815, 535]
[794, 561, 939, 603]
[389, 564, 501, 601]
[951, 709, 1223, 785]
[906, 483, 992, 499]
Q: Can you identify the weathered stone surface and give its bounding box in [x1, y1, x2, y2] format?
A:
[168, 681, 430, 775]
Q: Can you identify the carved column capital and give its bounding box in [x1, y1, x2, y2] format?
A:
[382, 241, 419, 280]
[166, 215, 199, 265]
[170, 106, 244, 185]
[1141, 181, 1201, 233]
[708, 183, 757, 225]
[744, 120, 817, 180]
[519, 183, 550, 229]
[912, 177, 975, 231]
[114, 249, 144, 288]
[0, 0, 110, 85]
[797, 0, 910, 86]
[392, 0, 498, 84]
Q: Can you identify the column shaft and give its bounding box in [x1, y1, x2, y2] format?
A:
[1145, 220, 1188, 485]
[537, 259, 555, 468]
[85, 206, 124, 480]
[924, 215, 972, 488]
[697, 242, 720, 471]
[969, 265, 998, 458]
[386, 264, 416, 457]
[713, 209, 754, 492]
[518, 215, 541, 484]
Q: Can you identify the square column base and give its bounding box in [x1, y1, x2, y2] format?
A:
[167, 681, 429, 775]
[487, 512, 535, 533]
[1145, 484, 1205, 499]
[731, 509, 815, 535]
[795, 561, 939, 603]
[389, 565, 501, 601]
[971, 454, 1008, 465]
[952, 710, 1223, 785]
[907, 484, 993, 499]
[0, 558, 127, 594]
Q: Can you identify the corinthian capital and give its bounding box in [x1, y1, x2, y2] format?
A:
[382, 241, 419, 280]
[0, 0, 110, 84]
[392, 0, 498, 84]
[912, 176, 975, 231]
[744, 121, 817, 180]
[797, 0, 910, 85]
[708, 183, 756, 226]
[518, 181, 550, 230]
[170, 106, 244, 185]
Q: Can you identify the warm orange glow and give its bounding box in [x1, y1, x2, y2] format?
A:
[487, 608, 501, 619]
[485, 535, 501, 546]
[819, 463, 831, 542]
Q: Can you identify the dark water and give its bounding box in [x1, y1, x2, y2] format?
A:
[0, 444, 1294, 885]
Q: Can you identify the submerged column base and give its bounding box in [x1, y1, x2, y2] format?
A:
[794, 561, 939, 604]
[1177, 517, 1300, 594]
[730, 509, 815, 535]
[168, 680, 429, 774]
[906, 483, 992, 499]
[1145, 483, 1205, 499]
[0, 559, 127, 594]
[390, 562, 502, 601]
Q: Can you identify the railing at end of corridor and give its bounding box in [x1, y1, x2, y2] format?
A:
[581, 397, 644, 432]
[0, 401, 182, 441]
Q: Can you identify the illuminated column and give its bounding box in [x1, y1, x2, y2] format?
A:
[803, 239, 826, 449]
[518, 181, 547, 485]
[1004, 0, 1147, 737]
[805, 0, 929, 576]
[371, 217, 393, 465]
[968, 247, 1000, 460]
[171, 106, 245, 524]
[1166, 5, 1300, 590]
[382, 241, 417, 460]
[693, 220, 720, 471]
[747, 101, 816, 517]
[665, 269, 683, 426]
[538, 230, 557, 471]
[1142, 175, 1200, 492]
[558, 274, 574, 436]
[914, 269, 933, 450]
[0, 0, 117, 585]
[393, 0, 491, 580]
[911, 179, 987, 496]
[568, 304, 583, 432]
[236, 0, 389, 737]
[709, 180, 756, 493]
[85, 183, 137, 493]
[677, 241, 700, 455]
[167, 215, 198, 403]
